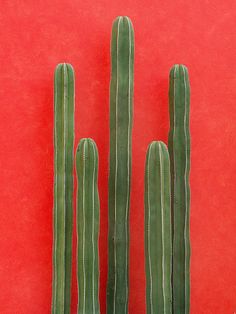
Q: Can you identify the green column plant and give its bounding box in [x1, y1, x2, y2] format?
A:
[52, 63, 74, 314]
[145, 141, 172, 314]
[106, 16, 134, 314]
[168, 64, 191, 314]
[76, 138, 100, 314]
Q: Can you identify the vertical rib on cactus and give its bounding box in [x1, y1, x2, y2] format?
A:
[145, 141, 172, 314]
[52, 63, 74, 314]
[168, 64, 191, 314]
[76, 138, 100, 314]
[107, 16, 134, 314]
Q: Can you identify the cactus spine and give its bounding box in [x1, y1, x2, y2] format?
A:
[52, 63, 74, 314]
[168, 64, 191, 314]
[76, 138, 100, 314]
[107, 16, 134, 314]
[145, 141, 172, 314]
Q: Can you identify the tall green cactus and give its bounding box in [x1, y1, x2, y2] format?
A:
[107, 16, 134, 314]
[76, 138, 100, 314]
[145, 141, 172, 314]
[52, 63, 74, 314]
[168, 64, 191, 314]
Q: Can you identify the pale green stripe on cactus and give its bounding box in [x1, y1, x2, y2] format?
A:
[145, 141, 172, 314]
[168, 64, 191, 314]
[52, 63, 74, 314]
[76, 138, 100, 314]
[107, 16, 134, 314]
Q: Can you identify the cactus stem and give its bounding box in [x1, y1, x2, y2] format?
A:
[107, 16, 134, 314]
[52, 63, 74, 314]
[145, 141, 172, 314]
[76, 138, 100, 314]
[168, 64, 190, 314]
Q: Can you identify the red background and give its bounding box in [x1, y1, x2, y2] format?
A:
[0, 1, 236, 313]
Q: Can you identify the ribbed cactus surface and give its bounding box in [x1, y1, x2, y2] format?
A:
[76, 138, 100, 314]
[107, 16, 134, 314]
[168, 64, 191, 314]
[52, 63, 74, 314]
[145, 141, 172, 314]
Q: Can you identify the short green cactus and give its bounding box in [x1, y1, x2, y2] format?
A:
[107, 16, 134, 314]
[168, 64, 191, 313]
[76, 138, 100, 314]
[52, 63, 74, 314]
[145, 141, 172, 314]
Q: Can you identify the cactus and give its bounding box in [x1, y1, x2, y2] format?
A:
[145, 141, 172, 314]
[76, 138, 100, 314]
[107, 16, 134, 314]
[52, 63, 74, 314]
[168, 64, 191, 313]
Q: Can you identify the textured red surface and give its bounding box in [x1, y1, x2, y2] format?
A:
[0, 1, 236, 313]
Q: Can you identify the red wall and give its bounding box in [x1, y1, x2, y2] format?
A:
[1, 1, 236, 313]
